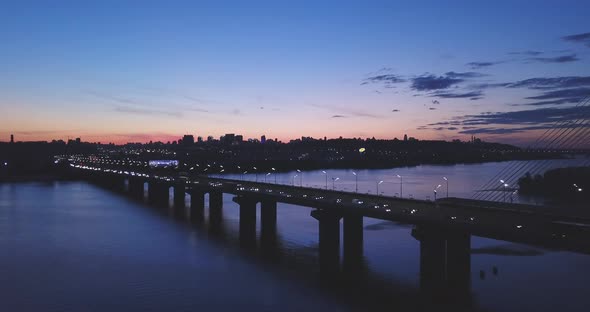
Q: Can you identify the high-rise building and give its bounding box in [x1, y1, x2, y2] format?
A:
[261, 135, 266, 144]
[197, 136, 203, 143]
[235, 135, 243, 143]
[10, 134, 14, 143]
[182, 135, 195, 145]
[224, 133, 235, 145]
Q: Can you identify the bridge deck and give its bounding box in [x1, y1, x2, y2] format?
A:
[71, 162, 590, 254]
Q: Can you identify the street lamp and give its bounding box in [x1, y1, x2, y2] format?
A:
[243, 170, 248, 181]
[574, 183, 583, 192]
[352, 171, 358, 193]
[253, 167, 258, 182]
[322, 171, 328, 189]
[292, 174, 298, 186]
[500, 180, 509, 202]
[272, 167, 277, 183]
[443, 177, 449, 198]
[377, 180, 384, 195]
[434, 184, 442, 200]
[397, 174, 403, 198]
[297, 169, 302, 186]
[332, 177, 340, 190]
[265, 172, 271, 183]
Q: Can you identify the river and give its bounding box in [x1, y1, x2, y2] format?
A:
[1, 160, 589, 311]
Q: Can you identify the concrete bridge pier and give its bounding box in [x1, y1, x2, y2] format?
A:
[128, 178, 144, 199]
[342, 214, 364, 274]
[148, 182, 169, 206]
[260, 200, 277, 247]
[113, 176, 126, 192]
[311, 209, 342, 275]
[412, 226, 472, 303]
[208, 191, 223, 224]
[416, 227, 447, 298]
[173, 184, 186, 216]
[96, 174, 125, 192]
[233, 196, 258, 248]
[446, 231, 471, 300]
[190, 191, 205, 222]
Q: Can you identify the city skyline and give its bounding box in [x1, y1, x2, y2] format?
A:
[1, 1, 589, 145]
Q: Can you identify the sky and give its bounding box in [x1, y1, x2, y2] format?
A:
[1, 0, 589, 145]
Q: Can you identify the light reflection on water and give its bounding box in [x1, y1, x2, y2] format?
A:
[1, 160, 589, 312]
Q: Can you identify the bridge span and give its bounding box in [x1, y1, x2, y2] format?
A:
[65, 158, 590, 300]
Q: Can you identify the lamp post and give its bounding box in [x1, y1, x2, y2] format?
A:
[297, 169, 302, 186]
[377, 180, 384, 195]
[292, 174, 298, 186]
[434, 184, 441, 201]
[265, 172, 271, 183]
[253, 167, 258, 182]
[352, 171, 358, 193]
[322, 171, 328, 190]
[443, 176, 449, 198]
[332, 177, 340, 190]
[271, 167, 276, 183]
[500, 179, 509, 202]
[243, 170, 248, 181]
[397, 174, 403, 198]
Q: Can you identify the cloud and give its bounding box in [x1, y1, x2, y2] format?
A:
[86, 91, 137, 105]
[562, 32, 590, 47]
[506, 76, 590, 90]
[469, 76, 590, 106]
[423, 105, 590, 135]
[114, 106, 183, 118]
[509, 50, 544, 56]
[391, 109, 400, 112]
[527, 54, 579, 63]
[429, 107, 437, 110]
[363, 74, 406, 84]
[466, 61, 502, 69]
[444, 71, 487, 78]
[431, 90, 484, 99]
[525, 87, 590, 100]
[411, 74, 463, 91]
[309, 104, 383, 119]
[432, 100, 440, 105]
[331, 114, 346, 118]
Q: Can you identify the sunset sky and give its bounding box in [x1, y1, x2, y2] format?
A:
[1, 1, 589, 145]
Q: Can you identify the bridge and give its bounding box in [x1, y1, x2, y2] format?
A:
[65, 155, 590, 278]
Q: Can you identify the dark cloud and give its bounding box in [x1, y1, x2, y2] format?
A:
[411, 74, 463, 91]
[506, 76, 590, 90]
[466, 61, 501, 69]
[362, 74, 406, 86]
[432, 90, 484, 99]
[515, 98, 582, 106]
[468, 77, 590, 106]
[429, 107, 437, 110]
[444, 71, 487, 78]
[331, 114, 346, 118]
[525, 87, 590, 100]
[391, 109, 400, 112]
[432, 100, 440, 105]
[527, 54, 579, 63]
[424, 105, 590, 135]
[562, 32, 590, 47]
[509, 50, 544, 56]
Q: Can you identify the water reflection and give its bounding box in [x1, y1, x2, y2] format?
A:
[2, 171, 590, 311]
